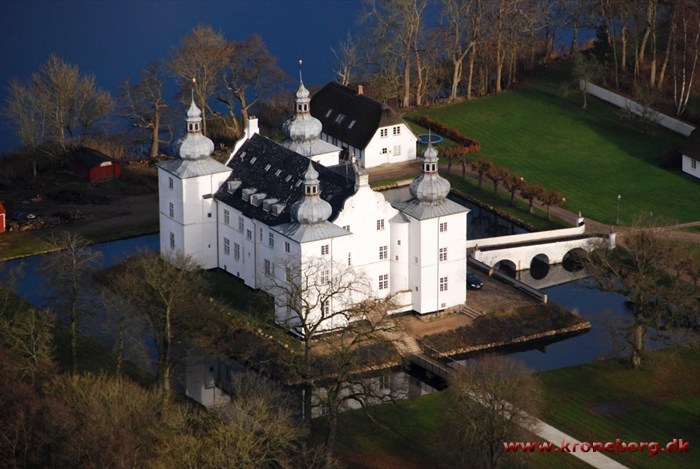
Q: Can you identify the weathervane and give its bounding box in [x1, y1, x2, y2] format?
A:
[298, 59, 303, 84]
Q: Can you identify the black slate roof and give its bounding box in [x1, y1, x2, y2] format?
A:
[681, 129, 700, 160]
[215, 134, 356, 226]
[310, 82, 405, 150]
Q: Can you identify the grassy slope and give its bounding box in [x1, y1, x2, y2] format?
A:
[326, 346, 699, 468]
[410, 62, 697, 224]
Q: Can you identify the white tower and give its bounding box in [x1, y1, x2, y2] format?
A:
[157, 93, 230, 268]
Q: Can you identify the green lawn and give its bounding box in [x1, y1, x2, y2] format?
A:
[324, 346, 700, 468]
[409, 62, 698, 225]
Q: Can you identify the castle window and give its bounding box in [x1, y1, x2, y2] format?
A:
[439, 247, 447, 262]
[440, 276, 448, 292]
[224, 209, 230, 225]
[269, 232, 274, 248]
[379, 245, 388, 260]
[320, 269, 330, 284]
[378, 274, 388, 290]
[264, 259, 272, 276]
[169, 202, 174, 218]
[342, 225, 350, 232]
[440, 222, 448, 232]
[169, 232, 175, 249]
[393, 125, 401, 135]
[246, 229, 252, 240]
[348, 252, 351, 266]
[168, 177, 173, 189]
[376, 219, 385, 231]
[321, 244, 329, 255]
[224, 237, 230, 255]
[285, 241, 290, 253]
[321, 301, 330, 315]
[234, 242, 240, 260]
[238, 216, 244, 232]
[380, 128, 388, 137]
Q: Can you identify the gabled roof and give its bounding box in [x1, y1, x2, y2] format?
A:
[310, 82, 407, 150]
[681, 128, 700, 160]
[68, 148, 117, 168]
[215, 134, 356, 226]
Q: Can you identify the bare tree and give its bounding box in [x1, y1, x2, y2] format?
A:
[440, 0, 481, 101]
[119, 61, 172, 158]
[671, 2, 700, 116]
[167, 25, 228, 137]
[217, 34, 289, 137]
[541, 189, 565, 221]
[471, 159, 494, 189]
[502, 175, 525, 207]
[520, 182, 544, 214]
[363, 0, 429, 107]
[486, 164, 509, 198]
[113, 251, 210, 399]
[1, 55, 113, 154]
[41, 232, 102, 375]
[585, 216, 699, 368]
[332, 32, 361, 86]
[571, 52, 604, 109]
[443, 355, 542, 469]
[265, 256, 385, 429]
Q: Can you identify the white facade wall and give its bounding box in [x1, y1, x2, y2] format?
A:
[682, 154, 700, 179]
[309, 149, 340, 166]
[407, 212, 467, 314]
[363, 123, 417, 168]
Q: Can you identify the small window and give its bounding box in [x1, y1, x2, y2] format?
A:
[439, 247, 447, 262]
[379, 245, 388, 260]
[376, 219, 385, 231]
[269, 232, 274, 248]
[393, 125, 401, 135]
[260, 228, 263, 241]
[168, 177, 173, 189]
[246, 229, 252, 240]
[238, 216, 244, 232]
[169, 232, 175, 249]
[264, 259, 272, 276]
[224, 209, 230, 225]
[342, 225, 350, 232]
[321, 301, 330, 315]
[275, 169, 282, 176]
[325, 108, 333, 118]
[378, 274, 388, 290]
[321, 269, 330, 284]
[335, 113, 345, 125]
[234, 243, 240, 260]
[439, 222, 448, 232]
[224, 237, 230, 255]
[169, 202, 174, 218]
[348, 252, 352, 266]
[692, 159, 698, 169]
[440, 276, 448, 292]
[265, 164, 271, 171]
[397, 240, 401, 245]
[381, 147, 388, 155]
[348, 119, 356, 129]
[380, 128, 388, 137]
[321, 244, 329, 255]
[285, 241, 290, 253]
[250, 156, 256, 164]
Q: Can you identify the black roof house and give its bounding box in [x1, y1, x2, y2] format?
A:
[215, 134, 356, 226]
[310, 82, 405, 150]
[680, 128, 700, 160]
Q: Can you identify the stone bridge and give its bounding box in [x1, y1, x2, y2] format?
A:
[467, 224, 615, 272]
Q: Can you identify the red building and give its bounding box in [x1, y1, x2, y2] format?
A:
[0, 202, 5, 233]
[67, 148, 121, 183]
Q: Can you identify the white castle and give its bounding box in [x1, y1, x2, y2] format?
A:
[157, 74, 468, 333]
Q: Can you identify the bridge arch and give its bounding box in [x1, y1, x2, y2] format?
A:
[530, 253, 550, 280]
[563, 248, 587, 272]
[493, 259, 517, 278]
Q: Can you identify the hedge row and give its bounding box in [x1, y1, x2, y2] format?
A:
[414, 115, 481, 154]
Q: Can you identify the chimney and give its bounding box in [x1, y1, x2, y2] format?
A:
[357, 85, 364, 95]
[246, 116, 259, 139]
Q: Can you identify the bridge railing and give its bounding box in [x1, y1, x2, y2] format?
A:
[466, 224, 586, 250]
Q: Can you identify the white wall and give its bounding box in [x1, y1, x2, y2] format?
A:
[682, 155, 700, 179]
[364, 123, 417, 168]
[581, 81, 696, 136]
[466, 225, 586, 250]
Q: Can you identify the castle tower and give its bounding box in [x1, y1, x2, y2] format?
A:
[156, 93, 230, 268]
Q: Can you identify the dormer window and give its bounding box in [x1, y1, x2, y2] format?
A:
[348, 119, 356, 129]
[335, 113, 345, 125]
[325, 109, 333, 118]
[305, 184, 318, 195]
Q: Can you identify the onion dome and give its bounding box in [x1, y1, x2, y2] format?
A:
[179, 98, 214, 160]
[409, 142, 451, 204]
[291, 162, 332, 225]
[282, 59, 323, 143]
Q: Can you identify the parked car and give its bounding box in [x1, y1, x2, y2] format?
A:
[467, 272, 483, 290]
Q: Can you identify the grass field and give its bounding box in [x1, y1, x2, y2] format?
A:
[323, 346, 700, 468]
[409, 62, 698, 225]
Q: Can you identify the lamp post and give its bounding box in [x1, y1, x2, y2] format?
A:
[616, 194, 621, 225]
